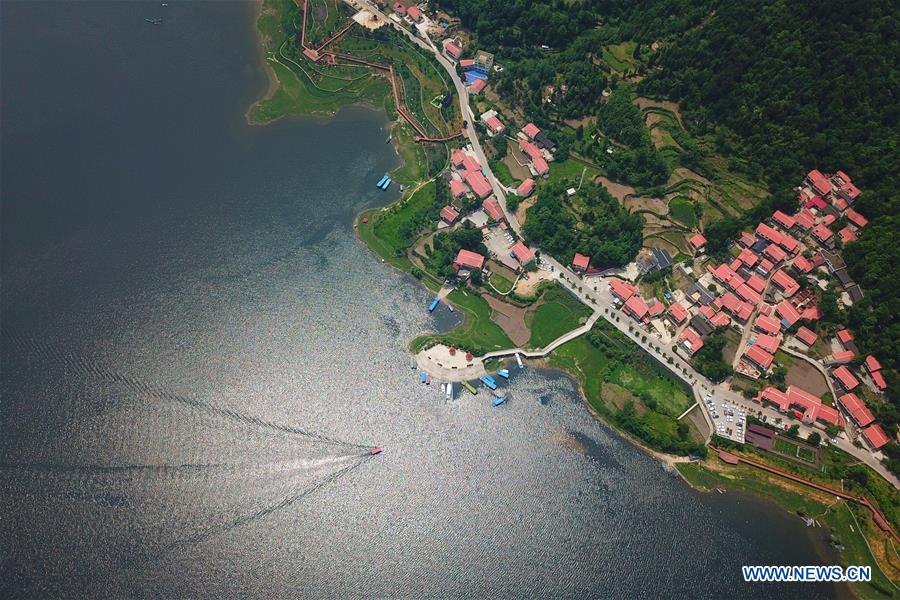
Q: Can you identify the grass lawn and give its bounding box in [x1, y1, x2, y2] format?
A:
[601, 42, 638, 73]
[545, 157, 602, 189]
[371, 181, 435, 253]
[411, 288, 514, 355]
[668, 196, 697, 228]
[488, 272, 515, 294]
[527, 286, 592, 348]
[390, 124, 428, 185]
[489, 158, 516, 187]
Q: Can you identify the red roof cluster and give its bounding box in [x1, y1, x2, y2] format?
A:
[771, 269, 800, 297]
[758, 385, 842, 426]
[838, 393, 874, 427]
[609, 279, 636, 302]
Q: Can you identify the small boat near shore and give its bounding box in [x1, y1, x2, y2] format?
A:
[492, 396, 506, 407]
[420, 371, 427, 384]
[425, 373, 430, 385]
[445, 382, 453, 399]
[370, 447, 383, 455]
[376, 175, 389, 189]
[497, 369, 510, 379]
[515, 353, 524, 369]
[461, 381, 477, 395]
[410, 357, 417, 369]
[480, 375, 497, 390]
[428, 297, 440, 312]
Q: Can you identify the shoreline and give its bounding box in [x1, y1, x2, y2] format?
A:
[244, 7, 899, 593]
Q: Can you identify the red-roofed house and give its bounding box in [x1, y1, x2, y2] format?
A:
[806, 196, 827, 211]
[833, 365, 860, 391]
[609, 279, 636, 303]
[837, 329, 854, 346]
[806, 169, 832, 196]
[758, 387, 788, 411]
[865, 356, 882, 374]
[764, 244, 788, 264]
[812, 223, 835, 247]
[406, 5, 423, 21]
[835, 197, 849, 212]
[872, 371, 887, 391]
[522, 123, 540, 139]
[824, 214, 837, 226]
[516, 178, 535, 197]
[793, 256, 813, 273]
[757, 385, 842, 428]
[571, 253, 590, 272]
[744, 345, 775, 370]
[510, 241, 534, 265]
[624, 295, 650, 322]
[838, 393, 875, 427]
[532, 157, 549, 177]
[440, 205, 460, 224]
[737, 248, 759, 267]
[771, 269, 800, 297]
[454, 249, 484, 271]
[846, 209, 868, 229]
[459, 58, 475, 68]
[482, 197, 504, 222]
[461, 155, 481, 173]
[449, 178, 467, 198]
[827, 350, 855, 365]
[775, 300, 801, 327]
[519, 139, 542, 162]
[710, 312, 730, 327]
[485, 115, 504, 133]
[778, 234, 801, 255]
[800, 306, 822, 321]
[689, 233, 707, 251]
[469, 78, 487, 94]
[862, 424, 889, 450]
[753, 334, 781, 354]
[757, 258, 775, 276]
[755, 314, 781, 336]
[668, 302, 689, 324]
[678, 327, 704, 355]
[838, 181, 861, 204]
[647, 300, 665, 318]
[739, 231, 757, 247]
[451, 148, 467, 167]
[464, 169, 492, 198]
[795, 326, 817, 346]
[795, 210, 815, 231]
[838, 227, 858, 244]
[746, 274, 767, 294]
[735, 284, 762, 305]
[303, 48, 321, 62]
[772, 210, 796, 230]
[442, 38, 462, 60]
[757, 223, 784, 246]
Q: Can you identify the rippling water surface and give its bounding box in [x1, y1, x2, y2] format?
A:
[1, 1, 840, 598]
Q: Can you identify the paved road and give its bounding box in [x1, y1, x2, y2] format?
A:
[344, 0, 898, 489]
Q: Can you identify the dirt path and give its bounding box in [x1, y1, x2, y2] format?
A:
[483, 294, 530, 346]
[515, 196, 537, 225]
[634, 97, 686, 130]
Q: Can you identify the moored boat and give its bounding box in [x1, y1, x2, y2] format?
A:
[492, 396, 506, 407]
[497, 369, 510, 379]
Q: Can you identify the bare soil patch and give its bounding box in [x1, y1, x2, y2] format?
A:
[624, 196, 668, 215]
[503, 152, 530, 181]
[513, 268, 553, 297]
[634, 97, 686, 129]
[785, 360, 830, 397]
[515, 196, 537, 225]
[483, 293, 530, 347]
[595, 176, 636, 203]
[643, 237, 679, 256]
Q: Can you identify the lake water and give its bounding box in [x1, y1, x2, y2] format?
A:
[1, 1, 840, 597]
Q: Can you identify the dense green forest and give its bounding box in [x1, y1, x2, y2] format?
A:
[523, 180, 643, 269]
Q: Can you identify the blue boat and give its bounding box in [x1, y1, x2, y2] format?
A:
[480, 375, 497, 390]
[428, 297, 440, 312]
[376, 175, 389, 188]
[420, 371, 427, 384]
[379, 177, 392, 190]
[492, 396, 506, 407]
[497, 369, 510, 379]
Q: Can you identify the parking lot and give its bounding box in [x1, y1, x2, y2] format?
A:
[705, 391, 746, 443]
[483, 227, 519, 271]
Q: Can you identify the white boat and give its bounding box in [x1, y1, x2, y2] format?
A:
[445, 382, 453, 400]
[515, 353, 523, 369]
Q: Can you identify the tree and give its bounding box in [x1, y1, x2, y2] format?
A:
[788, 424, 800, 437]
[806, 432, 821, 446]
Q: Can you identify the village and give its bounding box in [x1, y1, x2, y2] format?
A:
[335, 0, 894, 470]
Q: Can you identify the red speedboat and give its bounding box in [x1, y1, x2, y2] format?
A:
[370, 447, 383, 456]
